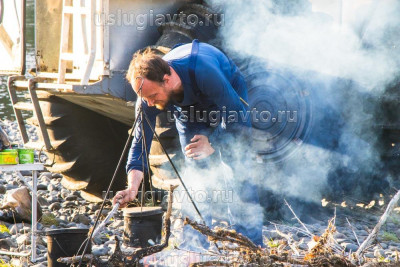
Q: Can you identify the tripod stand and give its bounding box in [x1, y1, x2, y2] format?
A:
[77, 78, 210, 266]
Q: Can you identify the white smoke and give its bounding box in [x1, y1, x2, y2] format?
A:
[211, 0, 400, 90]
[206, 0, 400, 205]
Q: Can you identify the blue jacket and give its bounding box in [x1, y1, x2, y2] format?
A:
[126, 42, 251, 174]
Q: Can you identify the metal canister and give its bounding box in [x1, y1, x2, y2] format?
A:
[18, 149, 34, 164]
[0, 149, 19, 164]
[123, 206, 163, 247]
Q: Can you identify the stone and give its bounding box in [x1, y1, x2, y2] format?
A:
[73, 214, 91, 225]
[395, 229, 400, 240]
[76, 223, 89, 229]
[342, 243, 358, 252]
[37, 183, 48, 191]
[365, 253, 375, 258]
[374, 248, 385, 258]
[2, 186, 42, 222]
[357, 230, 369, 236]
[95, 209, 110, 217]
[19, 226, 31, 234]
[65, 194, 78, 201]
[88, 203, 100, 211]
[0, 232, 11, 239]
[109, 220, 124, 228]
[37, 223, 43, 230]
[47, 196, 60, 204]
[62, 201, 76, 208]
[297, 231, 308, 238]
[52, 173, 63, 179]
[37, 196, 49, 207]
[0, 239, 16, 250]
[47, 183, 57, 192]
[0, 185, 6, 194]
[299, 243, 308, 250]
[91, 245, 110, 256]
[59, 216, 68, 222]
[8, 223, 24, 235]
[16, 234, 30, 245]
[19, 171, 32, 176]
[333, 233, 347, 239]
[48, 202, 61, 211]
[60, 191, 69, 199]
[5, 185, 17, 190]
[39, 172, 52, 181]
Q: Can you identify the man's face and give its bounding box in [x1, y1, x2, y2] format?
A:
[133, 78, 171, 110]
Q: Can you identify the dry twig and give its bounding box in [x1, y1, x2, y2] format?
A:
[356, 190, 400, 259]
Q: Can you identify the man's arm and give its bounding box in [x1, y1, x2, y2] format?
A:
[112, 169, 143, 207]
[113, 99, 160, 207]
[126, 99, 160, 174]
[195, 56, 251, 145]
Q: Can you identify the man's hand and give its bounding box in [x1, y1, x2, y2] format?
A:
[185, 134, 215, 160]
[112, 189, 137, 208]
[112, 170, 143, 208]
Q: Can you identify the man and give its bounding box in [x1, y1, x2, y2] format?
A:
[113, 40, 263, 246]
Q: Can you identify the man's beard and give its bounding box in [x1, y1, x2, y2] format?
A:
[154, 87, 172, 110]
[155, 102, 167, 110]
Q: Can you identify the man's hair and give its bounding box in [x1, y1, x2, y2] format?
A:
[126, 48, 171, 84]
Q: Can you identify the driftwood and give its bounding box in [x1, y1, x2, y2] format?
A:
[356, 190, 400, 259]
[58, 185, 177, 266]
[57, 254, 108, 266]
[184, 218, 261, 252]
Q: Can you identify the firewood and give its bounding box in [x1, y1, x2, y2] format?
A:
[57, 254, 108, 266]
[184, 217, 261, 251]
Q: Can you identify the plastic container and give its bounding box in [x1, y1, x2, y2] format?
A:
[18, 148, 34, 164]
[46, 228, 91, 267]
[0, 149, 18, 164]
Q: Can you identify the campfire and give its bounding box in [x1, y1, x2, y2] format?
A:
[58, 187, 400, 267]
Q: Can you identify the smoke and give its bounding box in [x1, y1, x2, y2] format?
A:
[204, 0, 400, 206]
[211, 0, 400, 90]
[162, 1, 400, 251]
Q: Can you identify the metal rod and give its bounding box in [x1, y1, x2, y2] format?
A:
[140, 103, 155, 207]
[77, 112, 141, 267]
[142, 109, 222, 253]
[140, 105, 146, 211]
[142, 109, 206, 224]
[31, 170, 37, 262]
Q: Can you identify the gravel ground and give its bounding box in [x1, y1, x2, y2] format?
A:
[0, 119, 400, 266]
